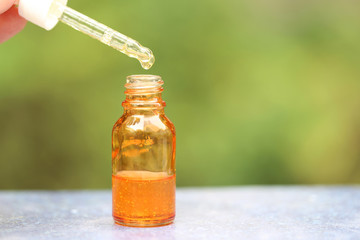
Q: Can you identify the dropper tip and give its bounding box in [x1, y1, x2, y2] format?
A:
[139, 49, 155, 70]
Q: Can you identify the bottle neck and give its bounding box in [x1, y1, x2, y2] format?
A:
[122, 75, 166, 112]
[122, 89, 166, 111]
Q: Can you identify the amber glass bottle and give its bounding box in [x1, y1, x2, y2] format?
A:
[112, 75, 176, 227]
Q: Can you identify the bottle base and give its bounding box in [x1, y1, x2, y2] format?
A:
[113, 215, 175, 228]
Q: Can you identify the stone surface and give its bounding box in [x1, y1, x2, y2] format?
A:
[0, 187, 360, 240]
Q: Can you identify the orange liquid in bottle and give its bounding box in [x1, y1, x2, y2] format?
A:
[112, 171, 176, 227]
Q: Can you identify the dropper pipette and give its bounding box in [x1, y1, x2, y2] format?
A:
[18, 0, 155, 70]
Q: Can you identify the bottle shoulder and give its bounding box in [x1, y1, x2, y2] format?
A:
[113, 112, 175, 135]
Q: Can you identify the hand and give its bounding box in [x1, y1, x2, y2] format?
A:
[0, 0, 27, 43]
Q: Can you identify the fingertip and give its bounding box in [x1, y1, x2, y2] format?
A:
[0, 0, 16, 14]
[0, 6, 27, 44]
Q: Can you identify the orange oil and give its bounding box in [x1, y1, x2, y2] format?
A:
[112, 170, 175, 227]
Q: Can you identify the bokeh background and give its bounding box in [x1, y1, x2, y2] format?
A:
[1, 0, 360, 189]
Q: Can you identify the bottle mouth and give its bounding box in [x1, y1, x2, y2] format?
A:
[125, 75, 164, 90]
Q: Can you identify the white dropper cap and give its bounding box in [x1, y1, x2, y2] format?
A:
[18, 0, 68, 30]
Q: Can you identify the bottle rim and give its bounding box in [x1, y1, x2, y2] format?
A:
[125, 75, 164, 90]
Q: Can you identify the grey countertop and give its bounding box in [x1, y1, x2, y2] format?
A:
[0, 187, 360, 240]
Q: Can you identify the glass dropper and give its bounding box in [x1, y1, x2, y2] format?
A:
[18, 0, 155, 70]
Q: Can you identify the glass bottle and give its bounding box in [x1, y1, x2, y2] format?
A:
[112, 75, 176, 227]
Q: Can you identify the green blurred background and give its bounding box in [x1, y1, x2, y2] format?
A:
[1, 0, 360, 189]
